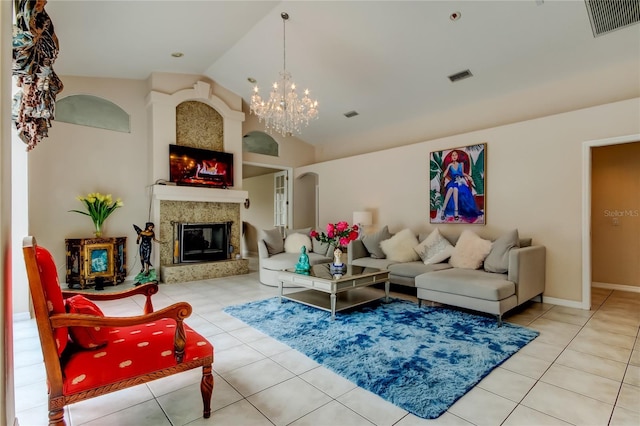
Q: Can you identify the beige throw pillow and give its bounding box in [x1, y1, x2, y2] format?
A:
[380, 229, 420, 262]
[260, 228, 284, 256]
[449, 230, 492, 269]
[284, 233, 312, 254]
[484, 229, 520, 273]
[362, 226, 392, 259]
[414, 228, 454, 264]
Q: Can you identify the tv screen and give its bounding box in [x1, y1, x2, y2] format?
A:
[169, 144, 234, 188]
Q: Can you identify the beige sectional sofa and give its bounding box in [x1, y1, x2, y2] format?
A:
[348, 226, 545, 324]
[258, 227, 333, 286]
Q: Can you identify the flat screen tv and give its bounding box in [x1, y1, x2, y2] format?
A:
[169, 144, 234, 188]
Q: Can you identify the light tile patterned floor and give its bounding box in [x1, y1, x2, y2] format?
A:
[13, 264, 640, 426]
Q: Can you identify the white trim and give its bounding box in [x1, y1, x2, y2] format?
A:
[242, 162, 294, 229]
[542, 296, 586, 310]
[582, 133, 640, 311]
[592, 282, 640, 294]
[152, 184, 247, 204]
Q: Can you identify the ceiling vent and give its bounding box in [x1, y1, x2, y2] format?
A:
[343, 110, 359, 118]
[585, 0, 640, 37]
[448, 69, 473, 83]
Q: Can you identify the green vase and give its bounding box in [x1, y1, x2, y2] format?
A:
[94, 222, 102, 238]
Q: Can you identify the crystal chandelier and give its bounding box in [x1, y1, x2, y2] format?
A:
[250, 12, 319, 137]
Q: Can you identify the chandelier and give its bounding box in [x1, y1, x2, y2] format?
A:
[250, 12, 319, 137]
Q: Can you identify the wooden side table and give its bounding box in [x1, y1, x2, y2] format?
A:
[65, 237, 126, 289]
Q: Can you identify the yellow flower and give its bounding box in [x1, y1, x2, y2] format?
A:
[69, 191, 123, 230]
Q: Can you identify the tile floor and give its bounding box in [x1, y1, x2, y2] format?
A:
[13, 264, 640, 426]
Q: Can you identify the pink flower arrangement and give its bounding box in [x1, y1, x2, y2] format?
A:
[310, 221, 359, 248]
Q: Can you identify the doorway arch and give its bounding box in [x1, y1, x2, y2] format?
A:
[295, 172, 319, 229]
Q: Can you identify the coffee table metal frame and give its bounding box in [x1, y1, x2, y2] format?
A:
[278, 264, 390, 319]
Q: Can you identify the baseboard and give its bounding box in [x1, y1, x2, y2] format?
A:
[541, 296, 585, 310]
[592, 282, 640, 293]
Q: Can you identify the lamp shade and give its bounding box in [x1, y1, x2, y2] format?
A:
[353, 211, 373, 227]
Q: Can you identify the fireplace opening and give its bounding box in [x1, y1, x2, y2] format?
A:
[175, 221, 231, 263]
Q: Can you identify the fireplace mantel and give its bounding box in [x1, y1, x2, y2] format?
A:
[152, 184, 248, 204]
[149, 184, 249, 278]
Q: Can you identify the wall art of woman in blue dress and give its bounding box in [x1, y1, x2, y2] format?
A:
[441, 150, 483, 222]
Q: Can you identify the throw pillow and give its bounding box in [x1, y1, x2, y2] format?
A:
[311, 237, 331, 256]
[66, 295, 109, 349]
[449, 230, 492, 270]
[414, 228, 455, 264]
[362, 226, 392, 259]
[260, 228, 284, 256]
[284, 233, 312, 254]
[380, 229, 421, 262]
[484, 229, 520, 273]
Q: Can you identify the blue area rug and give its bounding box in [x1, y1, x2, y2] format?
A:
[223, 297, 538, 419]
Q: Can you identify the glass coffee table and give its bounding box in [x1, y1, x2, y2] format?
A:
[278, 264, 390, 319]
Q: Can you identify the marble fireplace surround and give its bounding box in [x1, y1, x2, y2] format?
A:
[146, 80, 248, 283]
[151, 184, 249, 283]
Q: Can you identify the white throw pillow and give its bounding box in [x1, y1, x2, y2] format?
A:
[449, 230, 492, 270]
[380, 229, 420, 262]
[414, 228, 454, 265]
[284, 233, 312, 254]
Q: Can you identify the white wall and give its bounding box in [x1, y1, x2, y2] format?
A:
[242, 173, 276, 255]
[27, 76, 150, 301]
[22, 68, 640, 311]
[1, 1, 15, 423]
[296, 98, 640, 305]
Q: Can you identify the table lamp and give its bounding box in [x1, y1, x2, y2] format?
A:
[352, 211, 373, 237]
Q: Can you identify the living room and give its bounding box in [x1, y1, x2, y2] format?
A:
[2, 1, 640, 425]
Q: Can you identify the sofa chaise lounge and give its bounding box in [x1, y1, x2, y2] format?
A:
[349, 226, 545, 324]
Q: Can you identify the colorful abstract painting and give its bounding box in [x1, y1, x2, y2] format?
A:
[430, 143, 486, 224]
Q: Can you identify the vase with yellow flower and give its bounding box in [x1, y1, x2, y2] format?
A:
[70, 192, 123, 237]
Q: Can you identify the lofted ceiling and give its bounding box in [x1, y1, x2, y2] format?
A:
[46, 1, 640, 157]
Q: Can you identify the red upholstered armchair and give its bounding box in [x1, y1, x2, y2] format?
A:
[22, 236, 214, 426]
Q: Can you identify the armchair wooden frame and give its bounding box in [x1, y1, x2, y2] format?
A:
[23, 236, 214, 426]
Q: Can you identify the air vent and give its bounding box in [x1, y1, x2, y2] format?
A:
[448, 69, 473, 82]
[585, 0, 640, 37]
[344, 110, 359, 118]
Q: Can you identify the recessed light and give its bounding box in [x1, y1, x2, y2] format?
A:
[171, 52, 184, 58]
[450, 11, 461, 21]
[247, 77, 257, 84]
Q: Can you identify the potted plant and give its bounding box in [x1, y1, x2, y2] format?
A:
[310, 221, 359, 268]
[70, 192, 123, 237]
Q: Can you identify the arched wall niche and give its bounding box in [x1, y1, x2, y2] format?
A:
[176, 101, 223, 150]
[243, 130, 278, 157]
[56, 94, 130, 133]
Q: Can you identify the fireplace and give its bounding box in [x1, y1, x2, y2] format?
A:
[174, 221, 232, 263]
